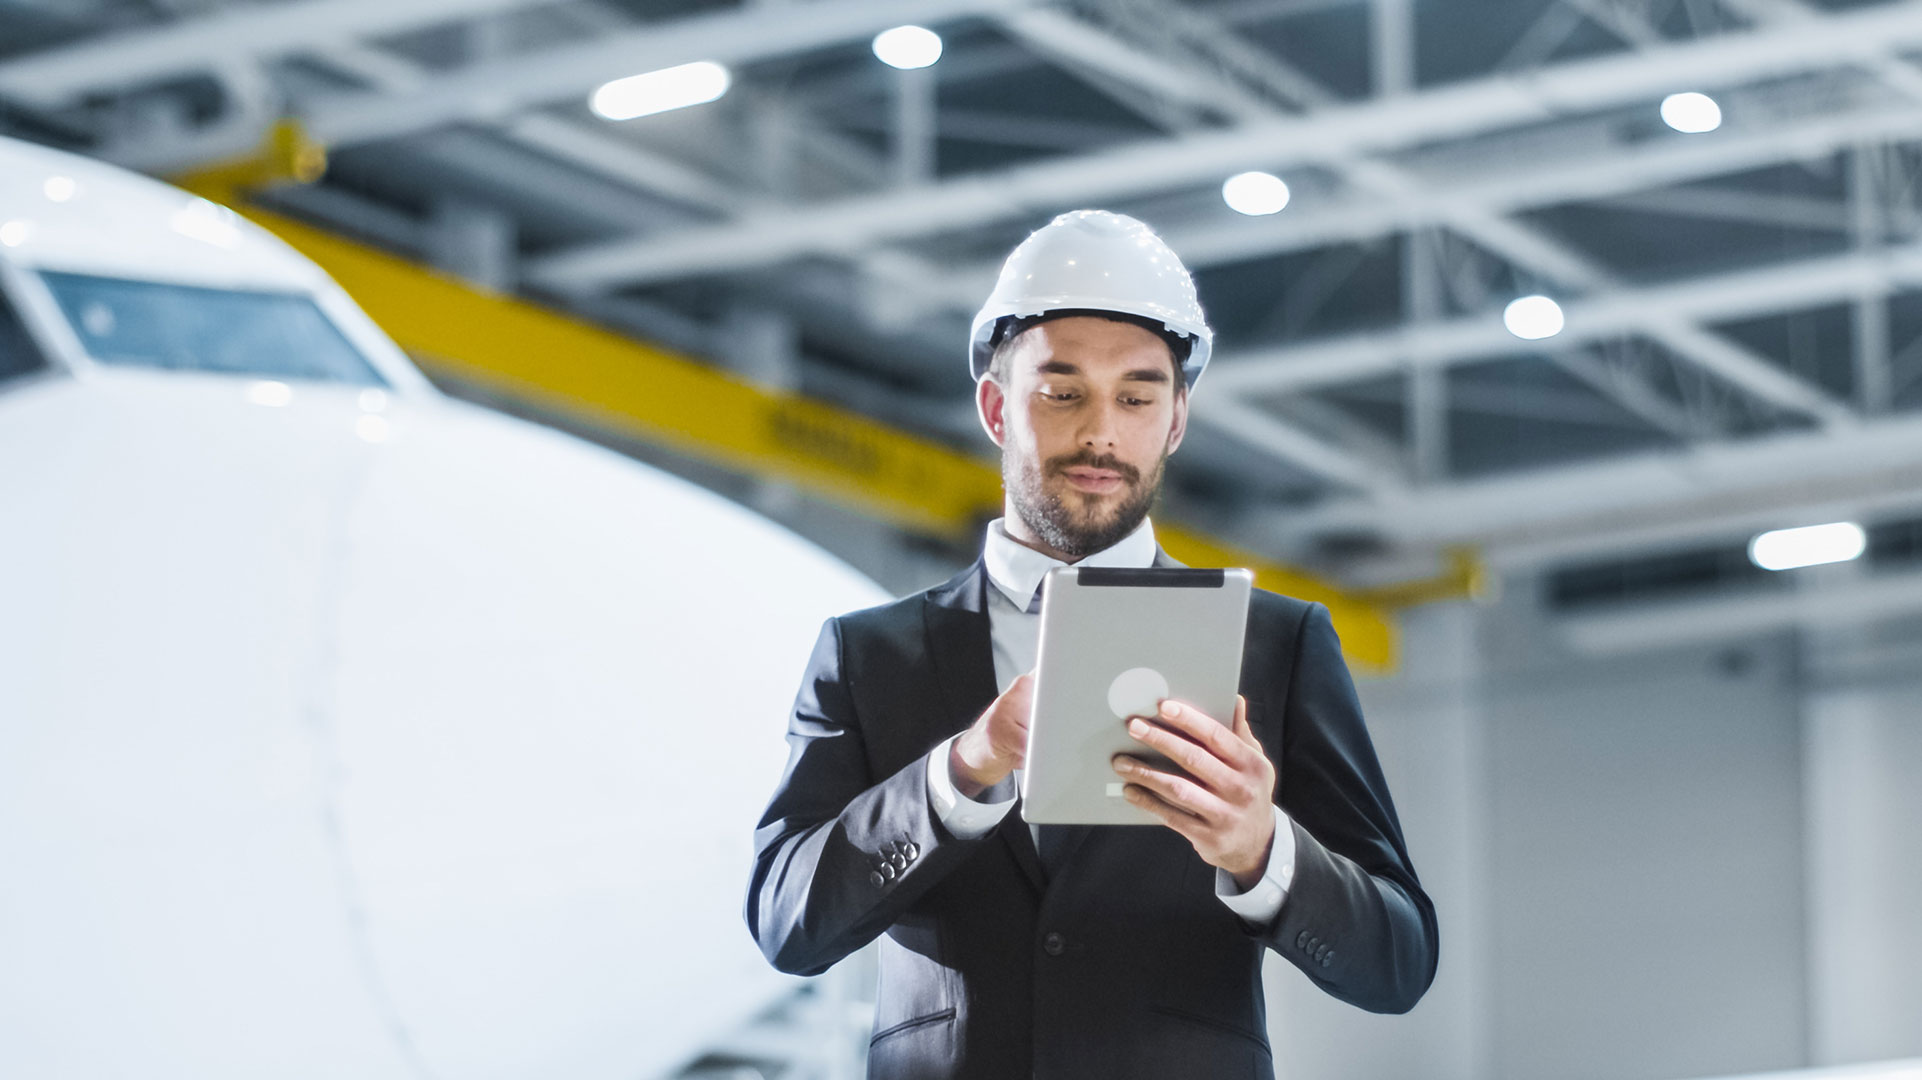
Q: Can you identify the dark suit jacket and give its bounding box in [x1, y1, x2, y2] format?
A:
[746, 555, 1438, 1079]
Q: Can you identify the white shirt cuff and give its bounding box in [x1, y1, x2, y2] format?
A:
[925, 733, 1017, 839]
[1215, 805, 1297, 927]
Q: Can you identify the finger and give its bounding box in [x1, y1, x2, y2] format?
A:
[1122, 783, 1207, 838]
[1124, 719, 1240, 793]
[1115, 759, 1231, 822]
[1232, 695, 1258, 748]
[1156, 699, 1251, 765]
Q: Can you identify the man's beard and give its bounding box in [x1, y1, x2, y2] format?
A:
[1005, 444, 1167, 560]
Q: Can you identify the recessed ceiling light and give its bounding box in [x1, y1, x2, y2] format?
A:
[1660, 92, 1722, 134]
[873, 25, 943, 70]
[1221, 171, 1291, 216]
[1503, 295, 1564, 340]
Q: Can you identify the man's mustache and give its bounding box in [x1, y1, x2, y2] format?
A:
[1045, 450, 1141, 485]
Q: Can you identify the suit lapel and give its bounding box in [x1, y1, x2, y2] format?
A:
[922, 560, 998, 735]
[922, 560, 1048, 893]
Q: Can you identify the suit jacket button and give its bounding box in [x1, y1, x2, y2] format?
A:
[1043, 932, 1066, 957]
[869, 871, 886, 888]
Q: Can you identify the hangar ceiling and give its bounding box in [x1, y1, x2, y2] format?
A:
[8, 0, 1922, 582]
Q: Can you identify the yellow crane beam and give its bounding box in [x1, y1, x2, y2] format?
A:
[175, 122, 1455, 672]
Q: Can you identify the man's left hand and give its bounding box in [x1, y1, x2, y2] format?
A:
[1113, 695, 1276, 891]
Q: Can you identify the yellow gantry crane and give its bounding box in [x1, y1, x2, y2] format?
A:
[180, 122, 1488, 673]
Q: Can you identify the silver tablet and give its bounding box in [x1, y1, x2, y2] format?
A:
[1021, 566, 1254, 826]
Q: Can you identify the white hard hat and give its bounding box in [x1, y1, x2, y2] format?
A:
[969, 209, 1213, 388]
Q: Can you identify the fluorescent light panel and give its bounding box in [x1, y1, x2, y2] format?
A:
[591, 61, 731, 121]
[1748, 521, 1866, 571]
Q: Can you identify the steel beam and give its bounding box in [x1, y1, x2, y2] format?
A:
[0, 0, 559, 106]
[915, 96, 1922, 312]
[301, 0, 1028, 149]
[525, 0, 1922, 289]
[1559, 562, 1922, 655]
[993, 5, 1848, 428]
[1251, 409, 1922, 559]
[1203, 239, 1922, 415]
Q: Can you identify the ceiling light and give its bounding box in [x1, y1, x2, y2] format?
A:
[0, 220, 30, 247]
[1660, 91, 1722, 134]
[1503, 295, 1564, 340]
[1749, 522, 1866, 571]
[1222, 171, 1291, 216]
[590, 61, 731, 121]
[43, 176, 77, 202]
[873, 25, 943, 70]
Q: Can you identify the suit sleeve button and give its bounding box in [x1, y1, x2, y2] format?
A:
[1042, 932, 1066, 957]
[880, 862, 897, 881]
[903, 842, 920, 860]
[890, 852, 907, 870]
[869, 871, 886, 888]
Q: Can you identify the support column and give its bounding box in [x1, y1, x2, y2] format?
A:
[1405, 229, 1448, 483]
[892, 65, 937, 187]
[1850, 145, 1894, 414]
[1372, 0, 1415, 97]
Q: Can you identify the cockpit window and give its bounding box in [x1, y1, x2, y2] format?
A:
[0, 285, 47, 386]
[40, 271, 387, 386]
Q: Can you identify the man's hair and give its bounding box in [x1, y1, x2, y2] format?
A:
[984, 309, 1192, 389]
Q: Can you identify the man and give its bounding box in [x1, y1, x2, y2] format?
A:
[746, 210, 1437, 1078]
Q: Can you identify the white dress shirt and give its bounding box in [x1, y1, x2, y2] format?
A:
[923, 516, 1297, 926]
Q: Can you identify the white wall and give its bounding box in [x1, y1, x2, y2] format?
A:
[1804, 666, 1922, 1066]
[1273, 583, 1830, 1080]
[1269, 602, 1489, 1080]
[1477, 635, 1807, 1080]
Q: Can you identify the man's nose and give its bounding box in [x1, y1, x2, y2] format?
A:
[1077, 398, 1120, 449]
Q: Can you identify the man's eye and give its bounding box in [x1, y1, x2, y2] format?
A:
[1043, 391, 1079, 402]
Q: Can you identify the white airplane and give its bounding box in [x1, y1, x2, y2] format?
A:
[0, 134, 888, 1079]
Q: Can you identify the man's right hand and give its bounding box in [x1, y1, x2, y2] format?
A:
[950, 672, 1034, 798]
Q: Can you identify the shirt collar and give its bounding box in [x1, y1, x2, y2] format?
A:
[982, 515, 1158, 611]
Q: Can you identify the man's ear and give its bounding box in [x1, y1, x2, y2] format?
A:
[977, 376, 1007, 448]
[1166, 385, 1189, 456]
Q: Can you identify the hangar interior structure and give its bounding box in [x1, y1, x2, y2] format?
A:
[6, 0, 1922, 1078]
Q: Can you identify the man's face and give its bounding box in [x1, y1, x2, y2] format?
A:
[979, 316, 1188, 559]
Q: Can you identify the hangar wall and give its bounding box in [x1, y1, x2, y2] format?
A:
[1265, 587, 1922, 1080]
